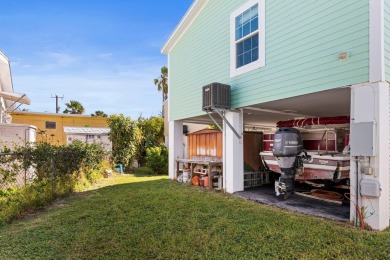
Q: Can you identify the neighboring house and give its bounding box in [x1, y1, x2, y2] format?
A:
[64, 127, 112, 151]
[162, 1, 390, 230]
[11, 111, 108, 145]
[0, 123, 36, 149]
[0, 50, 34, 149]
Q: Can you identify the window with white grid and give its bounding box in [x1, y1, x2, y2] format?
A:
[230, 0, 265, 78]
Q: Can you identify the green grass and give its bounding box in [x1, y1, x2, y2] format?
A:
[0, 173, 389, 259]
[130, 166, 154, 175]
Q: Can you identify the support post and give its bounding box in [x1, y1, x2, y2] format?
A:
[223, 111, 244, 193]
[168, 120, 184, 180]
[350, 82, 390, 230]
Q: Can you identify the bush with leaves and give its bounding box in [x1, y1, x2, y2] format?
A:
[0, 141, 107, 224]
[10, 141, 106, 182]
[107, 114, 137, 169]
[145, 146, 168, 174]
[0, 148, 20, 187]
[135, 116, 164, 167]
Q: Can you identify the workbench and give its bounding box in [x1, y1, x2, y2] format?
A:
[175, 158, 223, 190]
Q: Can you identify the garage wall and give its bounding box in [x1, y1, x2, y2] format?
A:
[169, 0, 369, 121]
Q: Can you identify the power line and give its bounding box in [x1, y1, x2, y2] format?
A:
[51, 94, 64, 113]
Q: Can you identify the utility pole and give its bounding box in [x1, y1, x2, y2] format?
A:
[51, 94, 64, 113]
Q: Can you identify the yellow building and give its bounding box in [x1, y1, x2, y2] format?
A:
[11, 111, 109, 145]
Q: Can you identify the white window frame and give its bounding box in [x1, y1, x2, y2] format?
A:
[230, 0, 265, 78]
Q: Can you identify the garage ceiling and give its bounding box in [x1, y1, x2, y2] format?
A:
[183, 87, 351, 129]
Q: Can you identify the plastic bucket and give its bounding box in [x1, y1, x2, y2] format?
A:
[114, 164, 123, 174]
[183, 170, 190, 182]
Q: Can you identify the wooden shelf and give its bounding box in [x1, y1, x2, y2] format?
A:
[175, 159, 223, 190]
[193, 171, 208, 175]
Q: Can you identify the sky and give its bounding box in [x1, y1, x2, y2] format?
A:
[0, 0, 193, 117]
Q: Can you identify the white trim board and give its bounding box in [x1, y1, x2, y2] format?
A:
[369, 0, 385, 82]
[0, 50, 9, 64]
[161, 0, 209, 55]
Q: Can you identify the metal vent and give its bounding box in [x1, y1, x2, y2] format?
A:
[202, 83, 231, 111]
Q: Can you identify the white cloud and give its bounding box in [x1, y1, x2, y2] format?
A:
[31, 51, 79, 71]
[46, 52, 77, 66]
[98, 53, 113, 58]
[9, 57, 29, 68]
[9, 48, 168, 118]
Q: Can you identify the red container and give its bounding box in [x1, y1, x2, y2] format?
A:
[263, 141, 273, 151]
[262, 134, 274, 151]
[204, 176, 209, 187]
[263, 134, 274, 141]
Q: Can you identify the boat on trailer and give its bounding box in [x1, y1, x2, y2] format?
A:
[260, 116, 351, 187]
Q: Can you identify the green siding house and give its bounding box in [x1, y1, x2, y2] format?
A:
[162, 0, 390, 231]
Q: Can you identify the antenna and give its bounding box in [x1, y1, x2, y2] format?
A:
[51, 94, 64, 113]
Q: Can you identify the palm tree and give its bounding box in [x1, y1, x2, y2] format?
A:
[153, 66, 168, 104]
[63, 100, 85, 114]
[91, 110, 108, 117]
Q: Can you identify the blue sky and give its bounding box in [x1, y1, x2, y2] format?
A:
[0, 0, 193, 117]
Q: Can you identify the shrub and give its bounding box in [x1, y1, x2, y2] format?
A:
[134, 116, 164, 167]
[11, 141, 106, 181]
[145, 146, 168, 174]
[107, 114, 137, 169]
[0, 141, 108, 225]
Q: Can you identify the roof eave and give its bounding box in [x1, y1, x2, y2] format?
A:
[161, 0, 209, 55]
[0, 50, 9, 63]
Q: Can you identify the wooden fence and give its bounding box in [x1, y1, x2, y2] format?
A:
[187, 129, 222, 158]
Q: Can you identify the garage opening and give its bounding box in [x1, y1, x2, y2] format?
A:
[239, 88, 351, 221]
[177, 87, 351, 221]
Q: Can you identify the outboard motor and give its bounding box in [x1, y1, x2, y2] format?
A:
[272, 127, 308, 199]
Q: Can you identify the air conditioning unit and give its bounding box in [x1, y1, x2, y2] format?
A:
[202, 83, 231, 111]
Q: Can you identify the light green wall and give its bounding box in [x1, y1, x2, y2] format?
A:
[385, 1, 390, 81]
[169, 0, 369, 121]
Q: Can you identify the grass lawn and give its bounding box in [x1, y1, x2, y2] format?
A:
[0, 173, 389, 259]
